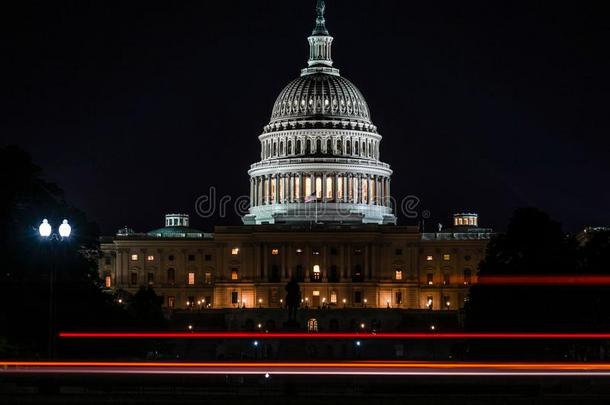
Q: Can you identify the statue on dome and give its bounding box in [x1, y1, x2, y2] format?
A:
[316, 0, 325, 18]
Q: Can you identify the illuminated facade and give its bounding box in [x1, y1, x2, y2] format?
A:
[98, 2, 493, 311]
[100, 214, 492, 310]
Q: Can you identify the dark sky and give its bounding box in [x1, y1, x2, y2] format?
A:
[2, 1, 609, 234]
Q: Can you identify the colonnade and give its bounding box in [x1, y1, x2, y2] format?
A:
[250, 173, 390, 207]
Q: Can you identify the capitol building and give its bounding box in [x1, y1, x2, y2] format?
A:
[99, 2, 493, 313]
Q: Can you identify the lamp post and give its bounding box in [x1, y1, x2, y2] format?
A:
[38, 218, 71, 359]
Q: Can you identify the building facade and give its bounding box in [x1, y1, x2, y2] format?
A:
[99, 2, 493, 311]
[100, 214, 492, 311]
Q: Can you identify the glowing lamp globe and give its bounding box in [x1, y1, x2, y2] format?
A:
[39, 219, 52, 237]
[58, 219, 71, 238]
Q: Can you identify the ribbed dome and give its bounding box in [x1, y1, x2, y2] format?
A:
[269, 74, 371, 125]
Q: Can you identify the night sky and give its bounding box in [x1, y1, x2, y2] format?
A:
[2, 1, 609, 234]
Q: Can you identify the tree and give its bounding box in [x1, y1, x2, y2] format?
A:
[0, 145, 129, 357]
[126, 286, 166, 329]
[464, 208, 610, 359]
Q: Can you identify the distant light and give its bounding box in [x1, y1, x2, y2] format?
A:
[117, 299, 123, 304]
[258, 298, 262, 303]
[430, 325, 436, 331]
[363, 298, 368, 303]
[58, 219, 71, 238]
[264, 372, 270, 378]
[355, 341, 361, 346]
[253, 341, 259, 346]
[39, 219, 52, 237]
[257, 323, 262, 329]
[360, 323, 365, 329]
[342, 298, 346, 303]
[188, 325, 193, 331]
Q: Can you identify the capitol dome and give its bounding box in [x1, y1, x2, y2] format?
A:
[268, 74, 373, 130]
[243, 0, 395, 226]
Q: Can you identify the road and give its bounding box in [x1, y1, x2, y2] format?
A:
[4, 361, 610, 376]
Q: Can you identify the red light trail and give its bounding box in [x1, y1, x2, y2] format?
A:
[59, 332, 610, 339]
[3, 361, 610, 376]
[477, 275, 610, 285]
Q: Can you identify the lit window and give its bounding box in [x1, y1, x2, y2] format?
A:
[443, 254, 451, 261]
[231, 269, 239, 280]
[296, 248, 303, 254]
[426, 296, 433, 309]
[330, 291, 337, 304]
[312, 265, 321, 281]
[426, 255, 433, 261]
[104, 275, 111, 288]
[307, 318, 318, 332]
[188, 272, 195, 285]
[167, 296, 175, 308]
[427, 273, 434, 285]
[395, 270, 403, 280]
[231, 248, 239, 255]
[313, 290, 320, 296]
[315, 177, 322, 199]
[131, 254, 138, 261]
[313, 250, 320, 255]
[271, 249, 279, 255]
[204, 272, 212, 284]
[146, 255, 154, 261]
[326, 176, 333, 199]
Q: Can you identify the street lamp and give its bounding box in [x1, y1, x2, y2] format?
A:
[39, 219, 52, 237]
[58, 219, 71, 238]
[37, 218, 71, 359]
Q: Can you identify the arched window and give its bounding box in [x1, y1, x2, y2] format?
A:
[463, 268, 472, 285]
[312, 265, 321, 281]
[307, 318, 318, 332]
[315, 176, 322, 199]
[287, 140, 292, 155]
[346, 140, 351, 154]
[316, 138, 322, 154]
[337, 139, 342, 154]
[273, 142, 277, 156]
[279, 141, 284, 155]
[167, 268, 175, 284]
[354, 141, 359, 155]
[326, 176, 333, 199]
[296, 139, 301, 154]
[306, 139, 312, 154]
[295, 265, 304, 282]
[326, 139, 332, 154]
